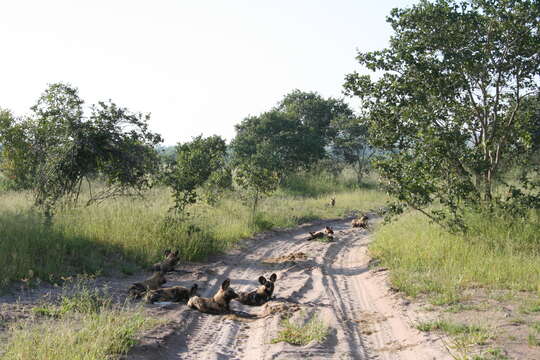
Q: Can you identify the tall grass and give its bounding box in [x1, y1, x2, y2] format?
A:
[0, 280, 159, 360]
[0, 174, 387, 288]
[371, 210, 540, 303]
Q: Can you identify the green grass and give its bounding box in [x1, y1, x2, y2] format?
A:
[271, 313, 329, 346]
[416, 319, 492, 350]
[370, 210, 540, 304]
[1, 279, 160, 360]
[519, 300, 540, 314]
[0, 175, 386, 288]
[471, 348, 509, 360]
[527, 333, 540, 347]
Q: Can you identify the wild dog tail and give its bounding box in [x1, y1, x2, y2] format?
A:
[222, 311, 259, 322]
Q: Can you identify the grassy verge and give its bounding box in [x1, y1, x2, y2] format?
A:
[0, 280, 160, 360]
[0, 173, 386, 288]
[370, 210, 540, 304]
[271, 313, 329, 346]
[416, 319, 492, 345]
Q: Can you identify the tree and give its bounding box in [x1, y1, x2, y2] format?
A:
[0, 83, 163, 222]
[330, 114, 373, 184]
[231, 110, 312, 174]
[161, 135, 228, 215]
[231, 116, 284, 218]
[232, 150, 280, 219]
[277, 90, 357, 166]
[344, 0, 540, 228]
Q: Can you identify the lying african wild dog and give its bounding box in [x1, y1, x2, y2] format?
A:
[150, 249, 180, 273]
[307, 231, 325, 240]
[237, 274, 277, 306]
[128, 272, 166, 299]
[144, 284, 198, 304]
[351, 215, 369, 229]
[187, 279, 238, 314]
[324, 226, 334, 235]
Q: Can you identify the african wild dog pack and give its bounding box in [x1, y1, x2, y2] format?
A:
[127, 213, 369, 315]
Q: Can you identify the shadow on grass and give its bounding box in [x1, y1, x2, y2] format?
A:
[0, 211, 134, 289]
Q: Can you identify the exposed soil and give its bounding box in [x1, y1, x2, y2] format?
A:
[1, 217, 453, 359]
[125, 217, 451, 360]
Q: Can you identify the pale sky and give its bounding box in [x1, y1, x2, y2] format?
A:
[0, 0, 415, 145]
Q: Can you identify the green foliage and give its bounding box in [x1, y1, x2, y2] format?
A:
[161, 135, 228, 215]
[201, 165, 233, 205]
[230, 90, 360, 216]
[330, 113, 372, 183]
[344, 0, 540, 228]
[0, 180, 385, 288]
[232, 110, 313, 174]
[277, 89, 355, 165]
[0, 83, 162, 221]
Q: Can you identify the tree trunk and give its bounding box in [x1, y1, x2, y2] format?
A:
[251, 190, 259, 223]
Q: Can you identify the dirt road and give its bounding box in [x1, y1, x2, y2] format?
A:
[128, 218, 451, 360]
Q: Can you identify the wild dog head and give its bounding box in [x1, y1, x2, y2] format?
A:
[151, 249, 180, 272]
[188, 279, 238, 314]
[237, 274, 277, 306]
[163, 250, 179, 265]
[258, 273, 277, 298]
[324, 226, 334, 235]
[331, 197, 336, 207]
[213, 279, 239, 306]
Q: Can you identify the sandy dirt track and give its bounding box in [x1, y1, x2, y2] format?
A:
[127, 218, 451, 360]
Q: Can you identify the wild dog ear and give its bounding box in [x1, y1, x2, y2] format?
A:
[258, 276, 266, 285]
[172, 250, 179, 257]
[269, 273, 277, 282]
[221, 279, 230, 290]
[164, 249, 171, 256]
[190, 284, 198, 295]
[309, 231, 314, 235]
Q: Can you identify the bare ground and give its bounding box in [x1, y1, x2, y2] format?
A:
[124, 218, 451, 360]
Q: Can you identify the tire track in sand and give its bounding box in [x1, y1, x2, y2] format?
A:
[127, 218, 450, 360]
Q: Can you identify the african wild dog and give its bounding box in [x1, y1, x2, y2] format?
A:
[150, 249, 180, 273]
[351, 215, 369, 229]
[307, 231, 325, 241]
[237, 274, 277, 306]
[144, 284, 198, 304]
[128, 272, 166, 299]
[187, 279, 239, 314]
